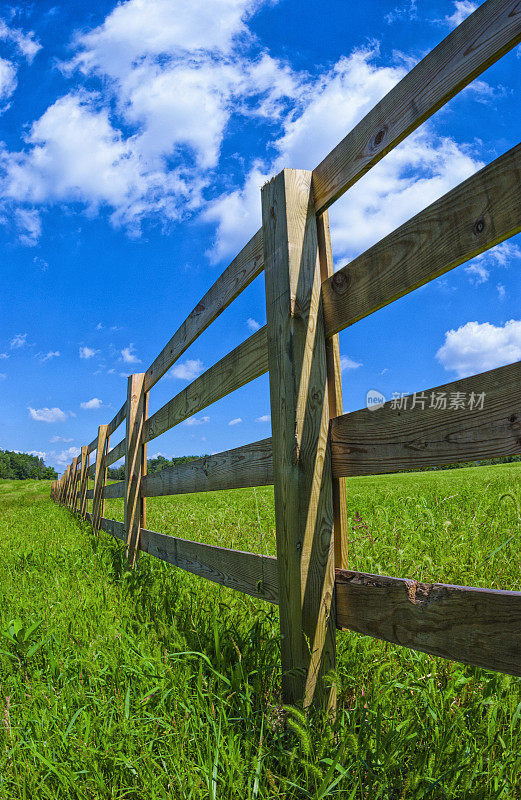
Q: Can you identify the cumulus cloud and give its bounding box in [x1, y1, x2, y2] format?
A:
[256, 414, 270, 422]
[0, 57, 16, 102]
[436, 319, 521, 378]
[0, 20, 41, 62]
[340, 355, 362, 371]
[464, 242, 521, 285]
[228, 417, 242, 425]
[37, 350, 60, 361]
[29, 406, 67, 423]
[80, 397, 102, 409]
[443, 1, 477, 29]
[10, 333, 27, 348]
[184, 415, 210, 425]
[0, 352, 9, 359]
[55, 445, 81, 464]
[121, 343, 141, 363]
[205, 47, 482, 264]
[247, 317, 261, 332]
[79, 345, 98, 359]
[15, 207, 41, 246]
[170, 358, 203, 380]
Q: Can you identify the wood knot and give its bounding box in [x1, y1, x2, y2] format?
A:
[371, 125, 388, 151]
[332, 270, 349, 294]
[291, 297, 303, 318]
[473, 218, 485, 235]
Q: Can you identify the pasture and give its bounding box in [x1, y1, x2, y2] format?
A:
[2, 464, 521, 798]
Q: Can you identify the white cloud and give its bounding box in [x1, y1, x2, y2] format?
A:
[0, 373, 5, 379]
[497, 283, 506, 300]
[464, 242, 521, 285]
[436, 319, 521, 378]
[51, 435, 73, 443]
[29, 406, 67, 423]
[206, 47, 482, 264]
[184, 415, 210, 425]
[80, 397, 102, 409]
[256, 414, 270, 422]
[37, 350, 60, 361]
[96, 322, 103, 330]
[15, 208, 41, 246]
[0, 57, 16, 102]
[10, 332, 27, 348]
[0, 20, 41, 62]
[228, 417, 242, 425]
[121, 343, 141, 363]
[246, 317, 261, 332]
[55, 445, 81, 465]
[170, 358, 203, 380]
[79, 345, 98, 359]
[443, 1, 477, 29]
[0, 352, 8, 359]
[340, 355, 362, 371]
[28, 450, 46, 460]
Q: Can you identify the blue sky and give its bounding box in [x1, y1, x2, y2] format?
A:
[0, 0, 520, 473]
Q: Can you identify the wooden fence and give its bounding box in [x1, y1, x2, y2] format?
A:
[51, 0, 521, 709]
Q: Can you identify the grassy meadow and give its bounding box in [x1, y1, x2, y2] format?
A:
[2, 464, 521, 798]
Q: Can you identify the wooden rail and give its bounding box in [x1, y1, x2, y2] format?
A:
[52, 1, 521, 709]
[336, 569, 521, 677]
[141, 439, 273, 497]
[331, 361, 521, 476]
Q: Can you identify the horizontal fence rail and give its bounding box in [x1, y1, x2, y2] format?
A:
[141, 438, 273, 497]
[330, 360, 521, 476]
[85, 513, 279, 603]
[52, 0, 521, 709]
[336, 569, 521, 677]
[323, 141, 521, 337]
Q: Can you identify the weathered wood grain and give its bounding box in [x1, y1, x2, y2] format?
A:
[144, 229, 264, 393]
[105, 437, 126, 467]
[107, 402, 127, 437]
[124, 373, 147, 568]
[141, 438, 273, 498]
[86, 488, 94, 500]
[335, 568, 521, 676]
[87, 437, 98, 455]
[262, 169, 336, 708]
[331, 360, 521, 476]
[316, 210, 348, 571]
[87, 463, 96, 478]
[102, 481, 125, 499]
[313, 0, 521, 213]
[143, 326, 268, 444]
[323, 142, 521, 337]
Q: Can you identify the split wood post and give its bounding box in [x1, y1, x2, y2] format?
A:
[78, 445, 89, 519]
[61, 472, 68, 505]
[316, 210, 348, 571]
[92, 425, 109, 534]
[124, 373, 148, 568]
[261, 168, 337, 710]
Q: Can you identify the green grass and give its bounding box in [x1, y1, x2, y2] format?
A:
[2, 464, 521, 798]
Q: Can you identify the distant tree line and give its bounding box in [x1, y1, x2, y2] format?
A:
[0, 449, 57, 480]
[107, 453, 201, 480]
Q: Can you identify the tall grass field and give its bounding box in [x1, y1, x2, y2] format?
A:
[2, 464, 521, 798]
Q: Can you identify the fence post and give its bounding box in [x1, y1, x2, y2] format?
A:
[92, 425, 109, 534]
[316, 211, 348, 572]
[261, 169, 337, 709]
[78, 445, 89, 519]
[65, 464, 73, 508]
[124, 373, 147, 568]
[71, 456, 79, 513]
